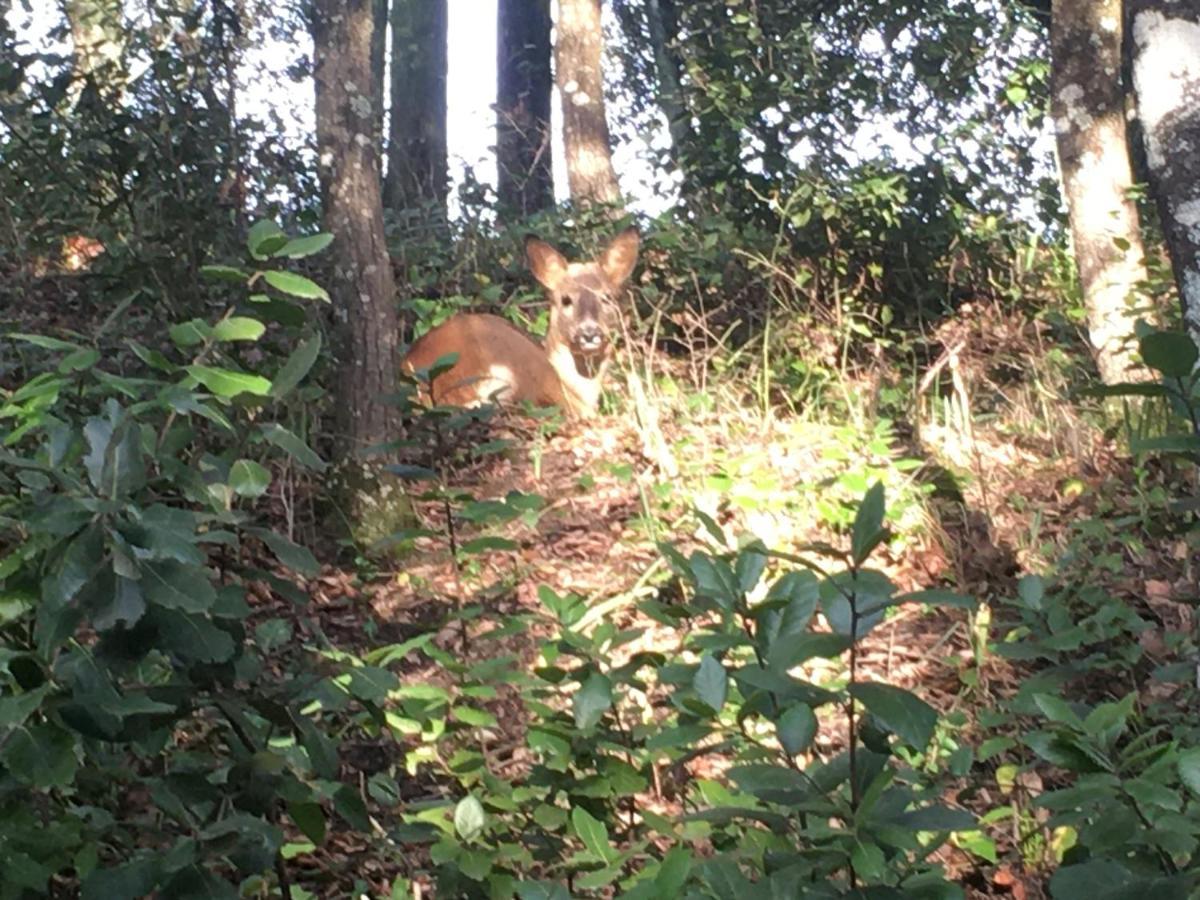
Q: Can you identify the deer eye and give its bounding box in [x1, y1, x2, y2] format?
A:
[560, 295, 574, 309]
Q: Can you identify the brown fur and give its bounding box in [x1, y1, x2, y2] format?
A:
[401, 228, 639, 419]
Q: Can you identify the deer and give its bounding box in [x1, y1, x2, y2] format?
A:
[401, 227, 640, 420]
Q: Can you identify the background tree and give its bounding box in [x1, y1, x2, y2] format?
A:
[1049, 0, 1149, 383]
[310, 0, 403, 535]
[555, 0, 622, 209]
[641, 0, 691, 182]
[63, 0, 127, 104]
[384, 0, 449, 218]
[496, 0, 554, 215]
[1128, 0, 1200, 352]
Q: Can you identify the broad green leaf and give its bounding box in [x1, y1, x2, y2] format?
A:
[270, 333, 322, 399]
[187, 365, 271, 398]
[689, 553, 739, 610]
[246, 527, 319, 577]
[734, 545, 766, 594]
[455, 795, 486, 843]
[0, 722, 78, 788]
[211, 316, 265, 342]
[851, 481, 886, 565]
[776, 704, 818, 755]
[261, 423, 328, 472]
[693, 654, 728, 713]
[1017, 574, 1044, 610]
[333, 784, 371, 831]
[247, 220, 287, 258]
[169, 319, 210, 347]
[1033, 694, 1084, 729]
[574, 672, 612, 730]
[1139, 330, 1198, 378]
[654, 846, 692, 895]
[571, 806, 617, 863]
[81, 858, 160, 900]
[514, 882, 571, 900]
[274, 233, 334, 259]
[229, 459, 271, 498]
[142, 561, 217, 613]
[288, 801, 327, 845]
[851, 681, 938, 751]
[1179, 747, 1200, 796]
[151, 608, 235, 663]
[263, 270, 330, 302]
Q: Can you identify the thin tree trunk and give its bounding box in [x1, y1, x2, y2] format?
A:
[496, 0, 554, 215]
[64, 0, 127, 105]
[644, 0, 691, 175]
[383, 0, 449, 217]
[555, 0, 622, 209]
[311, 0, 406, 541]
[1128, 1, 1200, 352]
[1050, 0, 1149, 384]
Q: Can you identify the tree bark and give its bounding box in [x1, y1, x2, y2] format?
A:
[1128, 0, 1200, 352]
[555, 0, 622, 209]
[370, 0, 387, 144]
[644, 0, 691, 176]
[1050, 0, 1149, 384]
[496, 0, 554, 215]
[311, 0, 406, 541]
[383, 0, 449, 216]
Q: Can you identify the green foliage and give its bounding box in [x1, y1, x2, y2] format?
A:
[0, 223, 341, 894]
[377, 485, 976, 896]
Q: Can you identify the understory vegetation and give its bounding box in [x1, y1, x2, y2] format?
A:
[3, 1, 1200, 898]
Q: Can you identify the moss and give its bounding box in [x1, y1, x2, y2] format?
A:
[328, 460, 416, 558]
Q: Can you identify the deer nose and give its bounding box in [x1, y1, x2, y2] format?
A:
[576, 323, 604, 350]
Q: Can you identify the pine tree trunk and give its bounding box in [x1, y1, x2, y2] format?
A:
[555, 0, 622, 209]
[496, 0, 554, 215]
[1128, 0, 1200, 353]
[311, 0, 407, 543]
[1050, 0, 1149, 384]
[384, 0, 449, 217]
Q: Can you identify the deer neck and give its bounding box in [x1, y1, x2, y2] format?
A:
[544, 330, 607, 417]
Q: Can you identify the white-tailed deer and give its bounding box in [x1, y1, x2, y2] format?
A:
[402, 227, 639, 419]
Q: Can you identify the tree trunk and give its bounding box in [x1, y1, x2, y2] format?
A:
[644, 0, 692, 176]
[1050, 0, 1149, 384]
[311, 0, 407, 543]
[555, 0, 622, 209]
[64, 0, 127, 105]
[383, 0, 449, 217]
[496, 0, 554, 215]
[1128, 0, 1200, 352]
[370, 0, 388, 144]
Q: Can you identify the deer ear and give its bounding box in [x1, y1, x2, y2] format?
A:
[600, 227, 640, 287]
[525, 235, 569, 290]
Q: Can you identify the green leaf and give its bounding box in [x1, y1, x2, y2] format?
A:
[261, 423, 328, 472]
[1179, 748, 1200, 796]
[211, 316, 266, 342]
[693, 654, 728, 713]
[333, 784, 371, 831]
[892, 589, 976, 609]
[851, 681, 938, 750]
[263, 270, 330, 302]
[199, 264, 248, 283]
[8, 332, 82, 351]
[654, 846, 692, 895]
[851, 481, 886, 565]
[571, 806, 617, 863]
[514, 881, 571, 900]
[151, 608, 235, 663]
[297, 717, 339, 779]
[454, 795, 486, 843]
[288, 801, 327, 845]
[270, 333, 322, 399]
[734, 545, 766, 594]
[229, 459, 271, 498]
[274, 233, 334, 259]
[777, 704, 818, 755]
[246, 527, 319, 577]
[247, 220, 287, 258]
[142, 561, 217, 613]
[81, 858, 161, 900]
[1033, 694, 1084, 729]
[689, 553, 740, 610]
[0, 722, 78, 788]
[169, 319, 210, 347]
[1139, 330, 1198, 378]
[187, 365, 271, 398]
[573, 672, 612, 730]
